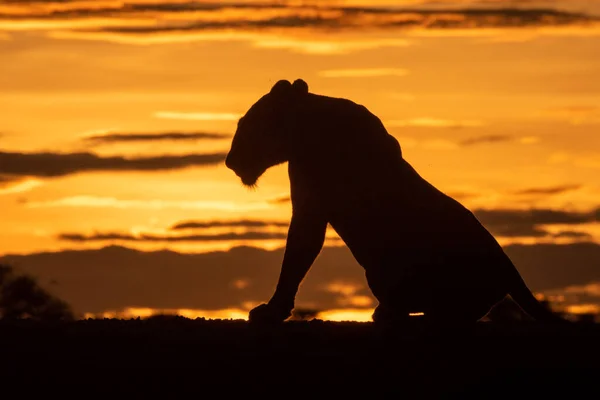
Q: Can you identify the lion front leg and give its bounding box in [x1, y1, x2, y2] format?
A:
[249, 207, 327, 325]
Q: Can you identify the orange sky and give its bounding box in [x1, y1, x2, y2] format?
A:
[1, 0, 600, 320]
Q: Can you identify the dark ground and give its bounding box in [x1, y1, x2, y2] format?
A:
[1, 318, 599, 398]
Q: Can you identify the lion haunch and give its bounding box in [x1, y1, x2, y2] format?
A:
[226, 78, 561, 325]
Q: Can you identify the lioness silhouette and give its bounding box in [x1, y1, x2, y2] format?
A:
[226, 79, 560, 325]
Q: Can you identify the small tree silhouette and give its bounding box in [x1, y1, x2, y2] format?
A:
[0, 264, 74, 321]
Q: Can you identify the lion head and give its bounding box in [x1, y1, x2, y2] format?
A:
[225, 78, 309, 187]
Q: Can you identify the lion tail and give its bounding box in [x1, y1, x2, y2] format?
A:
[505, 260, 566, 323]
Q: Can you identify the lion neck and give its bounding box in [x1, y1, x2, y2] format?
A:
[287, 94, 402, 170]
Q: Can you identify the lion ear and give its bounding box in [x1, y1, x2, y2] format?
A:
[292, 79, 309, 94]
[270, 80, 292, 96]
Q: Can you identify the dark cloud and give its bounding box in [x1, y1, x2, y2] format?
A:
[89, 8, 596, 35]
[267, 195, 291, 205]
[473, 207, 599, 238]
[84, 131, 230, 144]
[505, 242, 600, 291]
[0, 2, 596, 35]
[0, 1, 281, 18]
[485, 224, 549, 238]
[474, 207, 599, 226]
[122, 1, 287, 13]
[552, 231, 593, 239]
[171, 219, 289, 230]
[445, 191, 479, 200]
[0, 244, 372, 314]
[2, 242, 600, 315]
[57, 207, 599, 245]
[0, 150, 226, 181]
[2, 1, 80, 3]
[459, 135, 514, 146]
[513, 184, 582, 196]
[59, 231, 289, 242]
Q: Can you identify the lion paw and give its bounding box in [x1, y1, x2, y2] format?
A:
[248, 302, 292, 325]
